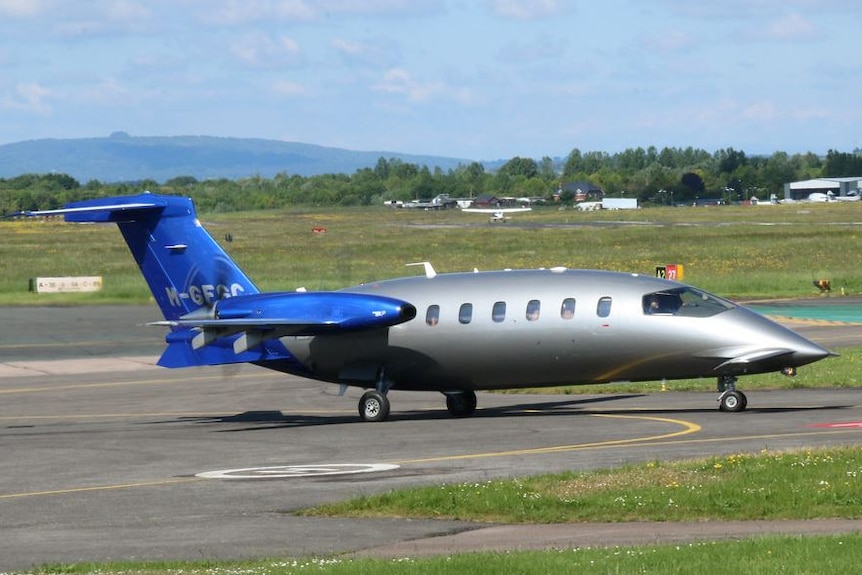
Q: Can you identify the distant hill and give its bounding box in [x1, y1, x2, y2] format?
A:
[0, 133, 474, 183]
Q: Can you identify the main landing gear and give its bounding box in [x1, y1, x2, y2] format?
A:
[358, 390, 390, 422]
[444, 390, 477, 418]
[357, 388, 479, 422]
[717, 374, 748, 412]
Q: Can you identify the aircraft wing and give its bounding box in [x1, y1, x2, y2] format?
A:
[22, 202, 160, 217]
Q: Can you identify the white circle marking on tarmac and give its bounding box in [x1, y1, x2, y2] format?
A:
[196, 463, 400, 479]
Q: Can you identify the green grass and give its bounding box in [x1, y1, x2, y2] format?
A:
[301, 447, 862, 523]
[4, 202, 862, 303]
[28, 536, 862, 575]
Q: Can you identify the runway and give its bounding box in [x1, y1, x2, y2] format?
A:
[1, 304, 861, 570]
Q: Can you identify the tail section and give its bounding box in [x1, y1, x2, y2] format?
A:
[28, 193, 415, 374]
[56, 193, 259, 321]
[32, 193, 296, 369]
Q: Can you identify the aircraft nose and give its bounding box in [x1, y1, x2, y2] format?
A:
[713, 308, 837, 373]
[788, 337, 837, 366]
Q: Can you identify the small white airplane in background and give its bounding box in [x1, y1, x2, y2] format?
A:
[461, 207, 532, 222]
[576, 201, 602, 211]
[812, 191, 861, 202]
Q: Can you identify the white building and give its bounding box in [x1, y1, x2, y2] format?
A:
[783, 177, 862, 201]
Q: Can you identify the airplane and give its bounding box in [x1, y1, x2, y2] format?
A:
[403, 194, 458, 210]
[575, 201, 602, 211]
[22, 192, 834, 422]
[461, 206, 532, 222]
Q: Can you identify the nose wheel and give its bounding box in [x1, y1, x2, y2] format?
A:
[717, 375, 748, 412]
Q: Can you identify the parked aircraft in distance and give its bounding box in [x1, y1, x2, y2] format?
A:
[808, 191, 860, 203]
[403, 194, 458, 210]
[576, 201, 602, 211]
[23, 193, 834, 422]
[461, 206, 532, 222]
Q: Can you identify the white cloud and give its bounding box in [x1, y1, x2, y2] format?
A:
[106, 0, 153, 22]
[489, 0, 564, 19]
[200, 0, 439, 25]
[740, 100, 777, 121]
[331, 37, 398, 67]
[0, 0, 44, 17]
[765, 13, 818, 40]
[498, 35, 565, 62]
[3, 82, 52, 114]
[80, 78, 132, 106]
[230, 34, 303, 67]
[272, 80, 309, 96]
[372, 68, 473, 105]
[202, 0, 292, 25]
[640, 29, 697, 54]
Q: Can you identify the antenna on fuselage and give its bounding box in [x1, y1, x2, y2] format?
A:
[406, 261, 437, 279]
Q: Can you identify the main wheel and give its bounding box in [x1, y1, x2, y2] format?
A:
[445, 390, 477, 418]
[359, 390, 390, 422]
[719, 390, 747, 412]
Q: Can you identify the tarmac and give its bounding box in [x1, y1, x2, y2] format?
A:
[1, 303, 862, 569]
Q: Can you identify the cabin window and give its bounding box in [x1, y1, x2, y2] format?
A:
[526, 299, 541, 321]
[597, 297, 612, 318]
[425, 305, 440, 326]
[560, 298, 576, 319]
[492, 301, 506, 323]
[459, 303, 473, 324]
[643, 287, 734, 318]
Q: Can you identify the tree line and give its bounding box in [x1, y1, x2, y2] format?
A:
[2, 147, 861, 214]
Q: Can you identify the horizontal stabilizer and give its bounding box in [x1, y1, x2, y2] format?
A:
[158, 328, 300, 369]
[23, 196, 167, 222]
[152, 317, 349, 336]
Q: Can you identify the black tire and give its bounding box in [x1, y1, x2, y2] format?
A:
[719, 390, 747, 413]
[445, 390, 477, 418]
[359, 390, 390, 422]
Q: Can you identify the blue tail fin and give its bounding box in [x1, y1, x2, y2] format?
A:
[57, 193, 259, 321]
[34, 193, 299, 370]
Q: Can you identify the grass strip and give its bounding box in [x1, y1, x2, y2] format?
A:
[30, 534, 862, 575]
[4, 203, 862, 302]
[302, 446, 862, 523]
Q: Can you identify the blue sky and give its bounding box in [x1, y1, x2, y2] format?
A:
[1, 0, 860, 162]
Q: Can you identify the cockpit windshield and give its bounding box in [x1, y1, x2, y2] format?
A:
[642, 287, 735, 318]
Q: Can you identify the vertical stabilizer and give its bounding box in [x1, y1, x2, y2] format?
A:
[45, 193, 259, 320]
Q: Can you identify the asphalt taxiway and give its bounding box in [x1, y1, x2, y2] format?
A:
[1, 304, 861, 570]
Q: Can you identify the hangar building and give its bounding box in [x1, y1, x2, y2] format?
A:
[783, 177, 862, 201]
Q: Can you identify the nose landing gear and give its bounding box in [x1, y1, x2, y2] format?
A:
[717, 375, 748, 412]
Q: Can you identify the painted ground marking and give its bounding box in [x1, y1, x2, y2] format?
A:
[196, 463, 400, 479]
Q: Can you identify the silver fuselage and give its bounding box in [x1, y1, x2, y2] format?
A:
[273, 269, 830, 392]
